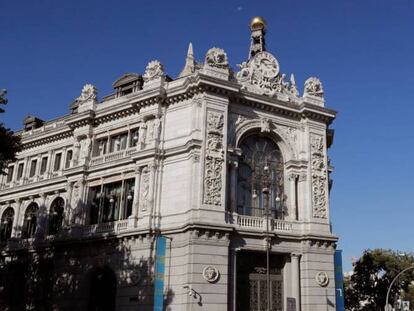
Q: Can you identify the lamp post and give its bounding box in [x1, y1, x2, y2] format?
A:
[385, 265, 414, 311]
[250, 149, 283, 311]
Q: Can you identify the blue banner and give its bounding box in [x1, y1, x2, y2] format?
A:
[154, 236, 167, 311]
[334, 250, 345, 311]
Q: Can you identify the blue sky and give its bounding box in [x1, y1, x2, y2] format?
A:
[1, 0, 413, 271]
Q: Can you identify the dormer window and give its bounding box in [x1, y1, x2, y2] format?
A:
[112, 73, 143, 98]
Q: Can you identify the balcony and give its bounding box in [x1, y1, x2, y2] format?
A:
[82, 219, 130, 235]
[1, 219, 135, 251]
[233, 213, 293, 233]
[90, 148, 136, 166]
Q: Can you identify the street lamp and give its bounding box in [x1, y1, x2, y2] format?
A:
[250, 150, 283, 311]
[385, 265, 414, 311]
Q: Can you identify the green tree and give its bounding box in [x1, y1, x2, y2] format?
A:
[345, 249, 414, 310]
[0, 89, 22, 174]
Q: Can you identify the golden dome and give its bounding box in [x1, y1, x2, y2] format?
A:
[250, 16, 266, 30]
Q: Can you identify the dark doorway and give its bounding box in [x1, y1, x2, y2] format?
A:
[236, 251, 284, 311]
[88, 266, 117, 311]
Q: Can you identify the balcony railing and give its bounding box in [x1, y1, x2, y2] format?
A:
[82, 219, 130, 235]
[90, 148, 136, 166]
[233, 213, 292, 232]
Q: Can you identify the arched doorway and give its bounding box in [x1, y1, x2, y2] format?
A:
[0, 207, 14, 241]
[22, 202, 39, 238]
[49, 197, 65, 234]
[88, 266, 117, 311]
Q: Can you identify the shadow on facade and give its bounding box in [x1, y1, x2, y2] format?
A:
[0, 226, 175, 311]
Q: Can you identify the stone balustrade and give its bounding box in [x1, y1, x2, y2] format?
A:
[90, 148, 135, 166]
[234, 213, 293, 232]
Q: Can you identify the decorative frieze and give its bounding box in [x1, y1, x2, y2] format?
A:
[203, 111, 224, 206]
[310, 134, 328, 219]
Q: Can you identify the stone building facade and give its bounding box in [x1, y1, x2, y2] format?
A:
[0, 17, 337, 310]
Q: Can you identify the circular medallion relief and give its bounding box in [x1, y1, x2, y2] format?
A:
[202, 266, 220, 283]
[252, 51, 280, 79]
[315, 271, 329, 287]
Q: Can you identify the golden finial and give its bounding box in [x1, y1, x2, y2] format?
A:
[250, 16, 266, 31]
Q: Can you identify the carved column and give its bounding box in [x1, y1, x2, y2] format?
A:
[230, 161, 238, 212]
[35, 193, 48, 237]
[129, 167, 142, 225]
[297, 173, 307, 221]
[65, 182, 74, 226]
[11, 199, 22, 237]
[288, 173, 298, 220]
[148, 163, 156, 211]
[291, 253, 301, 310]
[73, 139, 81, 166]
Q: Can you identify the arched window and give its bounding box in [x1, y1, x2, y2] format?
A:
[0, 207, 14, 241]
[22, 202, 39, 238]
[237, 134, 285, 218]
[49, 197, 65, 234]
[88, 266, 117, 311]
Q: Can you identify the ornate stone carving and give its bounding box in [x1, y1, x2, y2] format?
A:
[139, 167, 150, 211]
[315, 271, 329, 287]
[204, 111, 224, 205]
[71, 181, 81, 210]
[275, 124, 297, 144]
[152, 117, 161, 140]
[236, 51, 295, 97]
[310, 134, 328, 218]
[77, 84, 97, 103]
[228, 114, 246, 147]
[143, 60, 164, 83]
[78, 136, 91, 164]
[260, 118, 271, 133]
[304, 77, 324, 98]
[205, 48, 228, 69]
[77, 84, 98, 112]
[202, 266, 220, 283]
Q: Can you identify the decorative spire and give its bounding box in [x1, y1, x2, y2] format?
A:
[179, 42, 196, 77]
[249, 16, 266, 59]
[289, 74, 299, 96]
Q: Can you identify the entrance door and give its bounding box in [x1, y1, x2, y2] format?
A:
[249, 271, 283, 311]
[236, 252, 284, 311]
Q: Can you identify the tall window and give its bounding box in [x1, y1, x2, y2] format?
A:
[94, 138, 108, 156]
[237, 135, 284, 219]
[29, 160, 37, 178]
[54, 153, 62, 171]
[65, 150, 73, 169]
[49, 197, 65, 234]
[109, 132, 128, 153]
[0, 207, 14, 241]
[40, 157, 48, 175]
[6, 166, 14, 183]
[16, 163, 24, 181]
[89, 179, 135, 224]
[129, 128, 139, 147]
[22, 202, 39, 238]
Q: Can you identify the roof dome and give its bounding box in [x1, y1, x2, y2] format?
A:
[250, 16, 266, 31]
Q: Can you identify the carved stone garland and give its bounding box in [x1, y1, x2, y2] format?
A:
[310, 134, 328, 218]
[139, 167, 150, 211]
[203, 111, 224, 205]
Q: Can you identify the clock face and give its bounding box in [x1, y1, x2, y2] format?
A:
[252, 51, 280, 79]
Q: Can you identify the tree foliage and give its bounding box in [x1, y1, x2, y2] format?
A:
[0, 89, 22, 174]
[345, 249, 414, 310]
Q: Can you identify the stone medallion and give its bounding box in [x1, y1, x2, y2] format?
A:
[315, 271, 329, 287]
[202, 265, 220, 283]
